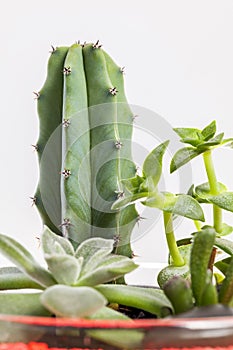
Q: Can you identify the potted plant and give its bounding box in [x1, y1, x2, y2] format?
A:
[0, 42, 233, 349]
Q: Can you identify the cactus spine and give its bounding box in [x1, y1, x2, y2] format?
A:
[35, 42, 137, 257]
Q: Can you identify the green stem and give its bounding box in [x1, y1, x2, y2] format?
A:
[203, 150, 222, 233]
[213, 205, 223, 232]
[163, 211, 184, 267]
[194, 220, 202, 231]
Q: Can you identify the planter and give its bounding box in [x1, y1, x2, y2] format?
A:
[1, 314, 233, 350]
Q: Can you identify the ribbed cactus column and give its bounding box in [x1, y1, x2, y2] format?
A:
[61, 44, 91, 243]
[35, 42, 137, 257]
[35, 46, 69, 235]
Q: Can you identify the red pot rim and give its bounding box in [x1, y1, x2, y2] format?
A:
[1, 314, 233, 329]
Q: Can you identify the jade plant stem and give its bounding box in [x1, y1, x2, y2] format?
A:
[163, 211, 184, 266]
[203, 150, 223, 233]
[194, 220, 202, 231]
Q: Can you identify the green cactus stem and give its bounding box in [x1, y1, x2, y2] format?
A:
[35, 42, 137, 257]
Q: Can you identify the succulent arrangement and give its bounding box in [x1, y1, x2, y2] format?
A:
[1, 42, 233, 348]
[114, 120, 233, 314]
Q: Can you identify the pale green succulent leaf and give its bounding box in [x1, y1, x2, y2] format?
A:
[121, 175, 144, 194]
[218, 223, 233, 237]
[0, 233, 55, 288]
[42, 226, 75, 256]
[170, 147, 201, 173]
[0, 267, 43, 290]
[222, 138, 233, 147]
[195, 182, 228, 200]
[208, 192, 233, 212]
[157, 264, 190, 289]
[142, 141, 169, 188]
[76, 255, 138, 286]
[201, 120, 216, 140]
[111, 192, 149, 210]
[96, 284, 172, 317]
[169, 244, 192, 265]
[44, 254, 83, 285]
[197, 133, 224, 150]
[40, 285, 107, 317]
[0, 292, 51, 316]
[75, 237, 114, 275]
[173, 127, 202, 142]
[180, 138, 203, 147]
[215, 237, 233, 256]
[144, 192, 205, 221]
[219, 257, 233, 304]
[89, 307, 144, 349]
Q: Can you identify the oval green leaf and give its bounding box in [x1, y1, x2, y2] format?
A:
[111, 192, 149, 210]
[142, 141, 169, 188]
[170, 147, 201, 173]
[44, 254, 83, 285]
[195, 182, 227, 200]
[40, 285, 107, 317]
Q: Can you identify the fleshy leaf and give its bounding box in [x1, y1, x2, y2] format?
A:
[217, 223, 233, 237]
[44, 254, 83, 285]
[0, 267, 43, 290]
[111, 192, 149, 210]
[42, 226, 75, 256]
[208, 192, 233, 212]
[169, 244, 192, 265]
[40, 285, 107, 317]
[222, 138, 233, 146]
[173, 127, 202, 141]
[96, 284, 173, 317]
[0, 233, 56, 288]
[139, 177, 155, 193]
[145, 192, 205, 221]
[170, 147, 201, 173]
[75, 238, 114, 275]
[215, 237, 233, 256]
[0, 293, 51, 316]
[200, 270, 218, 306]
[187, 184, 208, 203]
[157, 264, 190, 289]
[142, 141, 169, 188]
[180, 138, 203, 147]
[197, 133, 224, 150]
[215, 257, 231, 275]
[75, 255, 138, 286]
[89, 307, 144, 349]
[121, 175, 144, 194]
[201, 120, 216, 140]
[163, 276, 194, 314]
[219, 257, 233, 304]
[190, 227, 216, 306]
[195, 182, 227, 200]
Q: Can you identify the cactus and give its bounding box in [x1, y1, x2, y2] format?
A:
[34, 42, 138, 257]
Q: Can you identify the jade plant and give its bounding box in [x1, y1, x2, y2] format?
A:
[114, 120, 233, 315]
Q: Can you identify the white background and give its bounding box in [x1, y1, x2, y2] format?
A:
[0, 0, 233, 283]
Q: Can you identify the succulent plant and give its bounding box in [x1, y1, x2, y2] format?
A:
[1, 41, 233, 349]
[0, 229, 172, 347]
[0, 231, 149, 348]
[34, 41, 138, 258]
[114, 120, 233, 316]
